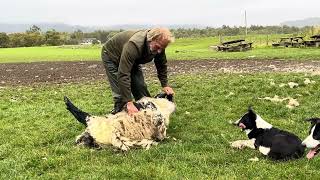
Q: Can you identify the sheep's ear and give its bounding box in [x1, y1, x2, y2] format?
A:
[166, 94, 174, 102]
[133, 102, 144, 110]
[154, 92, 166, 98]
[154, 92, 174, 102]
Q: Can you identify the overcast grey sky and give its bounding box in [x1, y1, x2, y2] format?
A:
[1, 0, 319, 26]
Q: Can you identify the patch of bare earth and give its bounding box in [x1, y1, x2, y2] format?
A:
[1, 60, 320, 86]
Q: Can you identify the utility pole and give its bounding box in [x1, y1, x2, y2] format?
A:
[245, 10, 248, 37]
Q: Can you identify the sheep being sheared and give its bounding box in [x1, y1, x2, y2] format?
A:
[64, 93, 176, 151]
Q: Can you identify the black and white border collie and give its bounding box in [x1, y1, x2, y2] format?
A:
[302, 118, 320, 159]
[231, 107, 305, 160]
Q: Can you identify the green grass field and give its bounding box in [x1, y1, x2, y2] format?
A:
[1, 35, 320, 63]
[1, 73, 320, 179]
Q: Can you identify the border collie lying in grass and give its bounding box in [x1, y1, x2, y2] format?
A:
[231, 107, 305, 160]
[64, 93, 176, 151]
[302, 118, 320, 159]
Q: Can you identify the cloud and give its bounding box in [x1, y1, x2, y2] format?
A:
[1, 0, 320, 26]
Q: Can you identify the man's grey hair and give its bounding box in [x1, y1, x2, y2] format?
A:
[147, 27, 175, 43]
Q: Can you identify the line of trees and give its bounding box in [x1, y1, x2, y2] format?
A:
[0, 25, 65, 48]
[171, 25, 313, 38]
[0, 25, 318, 48]
[0, 25, 121, 48]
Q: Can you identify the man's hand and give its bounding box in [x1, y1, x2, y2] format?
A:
[163, 86, 174, 95]
[126, 101, 138, 116]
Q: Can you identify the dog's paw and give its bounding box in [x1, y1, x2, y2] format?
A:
[230, 140, 246, 149]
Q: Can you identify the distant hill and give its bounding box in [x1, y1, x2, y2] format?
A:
[0, 23, 205, 33]
[0, 23, 95, 33]
[281, 17, 320, 27]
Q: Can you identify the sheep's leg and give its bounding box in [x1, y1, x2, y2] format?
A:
[111, 136, 157, 151]
[136, 139, 158, 150]
[111, 132, 133, 151]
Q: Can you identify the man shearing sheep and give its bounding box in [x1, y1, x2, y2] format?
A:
[101, 27, 175, 115]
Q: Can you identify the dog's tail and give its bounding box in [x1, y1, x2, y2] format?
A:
[64, 96, 89, 126]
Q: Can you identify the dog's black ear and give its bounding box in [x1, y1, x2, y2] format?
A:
[247, 106, 257, 121]
[248, 105, 253, 111]
[306, 118, 320, 124]
[248, 105, 255, 113]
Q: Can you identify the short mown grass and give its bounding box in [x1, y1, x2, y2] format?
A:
[1, 35, 320, 63]
[1, 73, 320, 179]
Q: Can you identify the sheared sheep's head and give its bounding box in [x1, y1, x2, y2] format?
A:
[137, 94, 176, 126]
[151, 113, 167, 141]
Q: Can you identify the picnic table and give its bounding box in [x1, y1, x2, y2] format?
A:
[216, 39, 253, 52]
[305, 34, 320, 47]
[272, 36, 305, 48]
